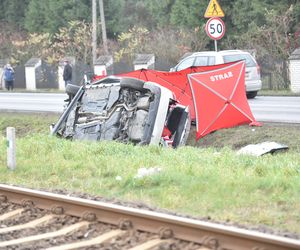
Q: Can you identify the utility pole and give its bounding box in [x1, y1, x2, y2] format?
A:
[92, 0, 97, 64]
[98, 0, 108, 54]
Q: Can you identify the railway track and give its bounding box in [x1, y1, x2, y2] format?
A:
[0, 184, 299, 250]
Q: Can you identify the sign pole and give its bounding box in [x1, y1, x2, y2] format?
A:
[214, 40, 218, 52]
[204, 0, 225, 51]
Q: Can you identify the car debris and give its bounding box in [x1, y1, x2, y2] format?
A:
[134, 167, 162, 179]
[115, 176, 122, 181]
[51, 77, 191, 148]
[237, 142, 289, 156]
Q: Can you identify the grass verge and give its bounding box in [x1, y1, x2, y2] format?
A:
[0, 113, 299, 234]
[188, 123, 300, 152]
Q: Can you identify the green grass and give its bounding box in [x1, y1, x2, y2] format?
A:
[0, 113, 300, 234]
[188, 124, 300, 152]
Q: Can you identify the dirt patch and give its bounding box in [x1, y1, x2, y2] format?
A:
[187, 123, 300, 152]
[1, 112, 299, 152]
[0, 112, 59, 137]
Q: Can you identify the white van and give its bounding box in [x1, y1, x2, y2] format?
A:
[170, 50, 262, 98]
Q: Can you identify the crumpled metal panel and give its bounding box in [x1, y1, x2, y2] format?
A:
[99, 110, 122, 140]
[80, 85, 120, 114]
[237, 141, 288, 156]
[128, 110, 148, 141]
[73, 121, 101, 141]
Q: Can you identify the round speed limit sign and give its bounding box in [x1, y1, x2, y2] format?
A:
[205, 17, 225, 40]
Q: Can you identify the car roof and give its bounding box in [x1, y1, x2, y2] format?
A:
[189, 50, 250, 57]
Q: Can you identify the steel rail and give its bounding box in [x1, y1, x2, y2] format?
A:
[0, 184, 299, 250]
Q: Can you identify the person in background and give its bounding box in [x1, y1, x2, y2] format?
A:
[63, 59, 72, 87]
[63, 59, 73, 102]
[4, 64, 15, 91]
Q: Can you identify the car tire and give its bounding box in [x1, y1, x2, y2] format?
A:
[247, 91, 257, 99]
[66, 84, 80, 96]
[120, 78, 145, 91]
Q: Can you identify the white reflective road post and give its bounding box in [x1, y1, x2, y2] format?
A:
[6, 127, 16, 170]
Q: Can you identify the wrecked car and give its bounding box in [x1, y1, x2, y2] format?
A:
[51, 77, 191, 148]
[52, 61, 259, 145]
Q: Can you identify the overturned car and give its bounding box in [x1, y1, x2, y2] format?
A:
[51, 77, 191, 148]
[52, 61, 259, 146]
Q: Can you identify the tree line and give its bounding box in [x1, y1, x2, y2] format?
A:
[0, 0, 299, 88]
[1, 1, 299, 37]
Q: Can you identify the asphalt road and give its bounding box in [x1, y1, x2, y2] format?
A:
[0, 92, 67, 113]
[0, 92, 300, 123]
[248, 96, 300, 123]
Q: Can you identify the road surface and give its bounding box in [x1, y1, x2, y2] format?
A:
[248, 96, 300, 123]
[0, 92, 67, 113]
[0, 92, 300, 123]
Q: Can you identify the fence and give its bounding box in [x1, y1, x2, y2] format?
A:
[0, 56, 292, 91]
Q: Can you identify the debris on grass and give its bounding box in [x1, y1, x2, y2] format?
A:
[237, 141, 289, 156]
[134, 167, 162, 179]
[115, 176, 122, 181]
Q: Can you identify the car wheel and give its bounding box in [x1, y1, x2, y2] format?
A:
[120, 77, 145, 91]
[66, 84, 80, 96]
[246, 91, 257, 99]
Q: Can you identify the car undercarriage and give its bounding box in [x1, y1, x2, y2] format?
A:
[51, 77, 191, 148]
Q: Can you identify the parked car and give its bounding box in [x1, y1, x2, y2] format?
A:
[170, 50, 262, 98]
[51, 77, 191, 148]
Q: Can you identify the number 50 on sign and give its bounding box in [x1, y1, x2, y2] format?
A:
[205, 17, 225, 40]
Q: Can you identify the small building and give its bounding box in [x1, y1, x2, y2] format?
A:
[0, 59, 9, 89]
[94, 55, 113, 76]
[133, 54, 155, 70]
[289, 48, 300, 93]
[25, 58, 41, 90]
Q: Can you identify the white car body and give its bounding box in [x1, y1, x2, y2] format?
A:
[52, 77, 191, 148]
[170, 50, 262, 98]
